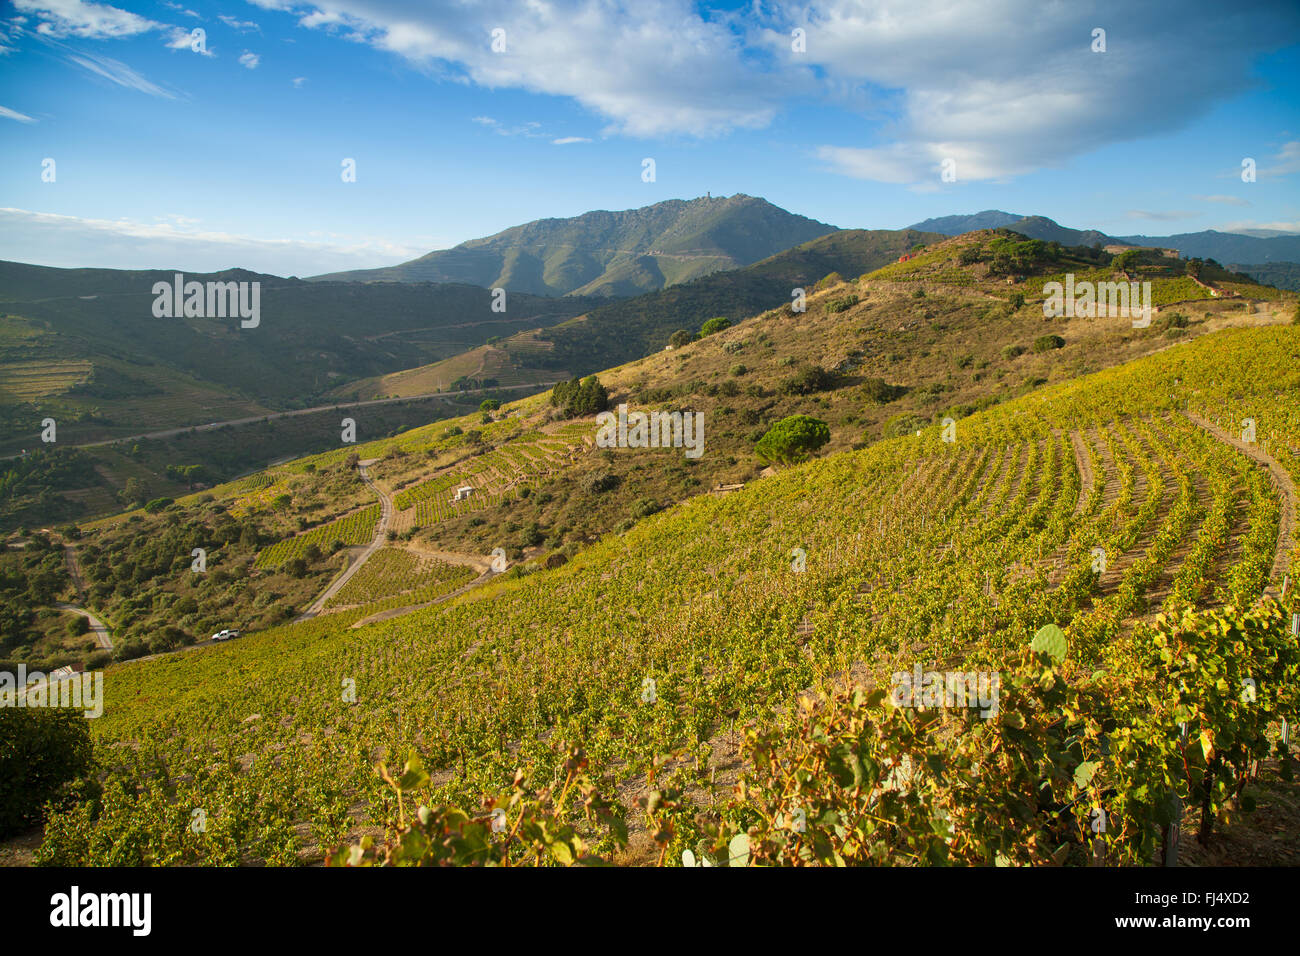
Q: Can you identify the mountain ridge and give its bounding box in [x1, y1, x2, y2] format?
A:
[309, 194, 839, 297]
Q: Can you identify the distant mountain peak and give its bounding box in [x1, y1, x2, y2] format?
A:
[311, 196, 838, 297]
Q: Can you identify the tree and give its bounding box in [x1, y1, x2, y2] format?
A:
[699, 317, 731, 338]
[669, 329, 694, 349]
[0, 708, 94, 837]
[479, 399, 500, 412]
[755, 415, 831, 465]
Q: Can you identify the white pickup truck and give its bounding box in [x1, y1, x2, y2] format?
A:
[211, 628, 242, 642]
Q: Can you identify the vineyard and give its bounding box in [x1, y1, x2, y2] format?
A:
[323, 548, 477, 610]
[26, 325, 1300, 867]
[390, 429, 587, 528]
[253, 505, 381, 569]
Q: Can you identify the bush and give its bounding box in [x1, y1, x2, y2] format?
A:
[479, 399, 500, 412]
[1001, 344, 1026, 360]
[699, 317, 731, 337]
[669, 329, 694, 349]
[826, 295, 859, 314]
[582, 472, 620, 494]
[1009, 292, 1025, 309]
[860, 378, 907, 404]
[143, 497, 174, 514]
[0, 708, 95, 837]
[67, 615, 90, 637]
[778, 365, 836, 396]
[755, 415, 831, 465]
[729, 364, 747, 377]
[1032, 334, 1066, 353]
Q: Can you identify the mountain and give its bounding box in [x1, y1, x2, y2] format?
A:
[0, 260, 597, 453]
[907, 210, 1026, 233]
[1232, 262, 1300, 292]
[335, 227, 947, 399]
[309, 195, 839, 297]
[908, 210, 1300, 264]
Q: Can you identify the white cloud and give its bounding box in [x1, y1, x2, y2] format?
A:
[161, 1, 199, 16]
[0, 105, 37, 123]
[0, 207, 437, 276]
[292, 76, 306, 87]
[12, 0, 160, 39]
[789, 0, 1300, 183]
[239, 51, 260, 69]
[238, 0, 792, 137]
[552, 136, 591, 145]
[219, 16, 261, 32]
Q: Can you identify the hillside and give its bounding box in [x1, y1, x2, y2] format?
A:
[10, 229, 1293, 659]
[910, 211, 1300, 264]
[0, 260, 597, 455]
[341, 227, 947, 400]
[14, 315, 1299, 867]
[309, 195, 839, 297]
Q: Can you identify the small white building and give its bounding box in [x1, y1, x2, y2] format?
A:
[451, 486, 475, 503]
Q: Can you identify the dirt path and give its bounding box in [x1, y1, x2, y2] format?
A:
[52, 602, 112, 650]
[295, 462, 392, 621]
[1068, 429, 1095, 516]
[1186, 411, 1296, 595]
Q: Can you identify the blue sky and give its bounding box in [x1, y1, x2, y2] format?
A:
[1, 0, 1298, 276]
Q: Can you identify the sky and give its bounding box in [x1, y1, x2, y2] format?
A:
[1, 0, 1298, 277]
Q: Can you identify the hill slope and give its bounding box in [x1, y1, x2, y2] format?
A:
[342, 227, 947, 399]
[21, 314, 1300, 866]
[0, 260, 597, 453]
[309, 195, 839, 297]
[909, 211, 1300, 263]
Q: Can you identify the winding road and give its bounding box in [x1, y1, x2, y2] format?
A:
[294, 461, 392, 621]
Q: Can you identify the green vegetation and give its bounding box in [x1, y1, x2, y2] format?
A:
[0, 708, 95, 838]
[754, 415, 831, 464]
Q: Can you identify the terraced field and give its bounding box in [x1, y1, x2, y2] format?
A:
[323, 547, 477, 609]
[253, 505, 381, 569]
[30, 324, 1299, 867]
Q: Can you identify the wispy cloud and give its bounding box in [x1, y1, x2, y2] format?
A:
[0, 105, 37, 123]
[552, 136, 592, 145]
[1125, 209, 1197, 221]
[239, 51, 260, 69]
[63, 50, 176, 98]
[161, 1, 199, 17]
[219, 16, 261, 33]
[1195, 195, 1251, 206]
[471, 116, 544, 138]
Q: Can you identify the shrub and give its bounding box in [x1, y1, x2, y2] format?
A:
[699, 317, 731, 337]
[729, 364, 747, 377]
[778, 365, 837, 396]
[1001, 344, 1026, 360]
[1032, 334, 1066, 353]
[827, 295, 859, 314]
[860, 378, 907, 404]
[582, 472, 620, 494]
[669, 329, 694, 349]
